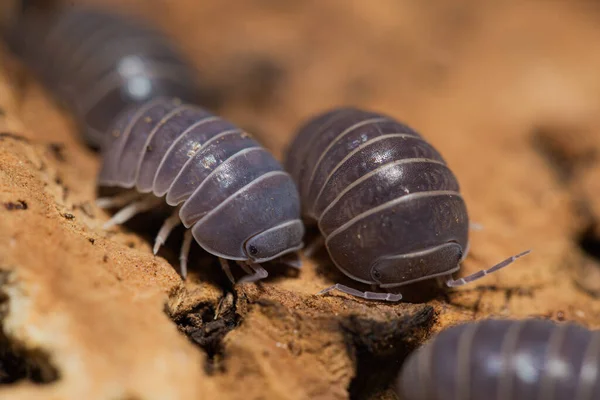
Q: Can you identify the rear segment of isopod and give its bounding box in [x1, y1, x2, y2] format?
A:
[6, 4, 199, 148]
[98, 97, 304, 281]
[397, 318, 600, 400]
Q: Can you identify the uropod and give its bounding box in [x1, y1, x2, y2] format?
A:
[284, 107, 529, 301]
[98, 97, 305, 282]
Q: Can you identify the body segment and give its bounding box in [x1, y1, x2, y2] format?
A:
[7, 5, 199, 148]
[398, 318, 600, 400]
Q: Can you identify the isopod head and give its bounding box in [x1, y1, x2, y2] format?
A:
[370, 242, 465, 288]
[187, 169, 305, 263]
[244, 220, 305, 263]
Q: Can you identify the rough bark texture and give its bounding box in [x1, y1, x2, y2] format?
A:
[0, 1, 599, 399]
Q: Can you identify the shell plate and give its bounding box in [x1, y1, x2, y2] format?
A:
[7, 5, 199, 148]
[398, 319, 600, 400]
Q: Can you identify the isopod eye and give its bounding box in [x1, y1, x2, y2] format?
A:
[243, 220, 305, 263]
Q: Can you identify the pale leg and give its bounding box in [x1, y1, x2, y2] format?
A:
[153, 211, 182, 254]
[274, 252, 302, 269]
[317, 283, 403, 302]
[238, 262, 253, 275]
[469, 222, 484, 231]
[179, 229, 194, 279]
[446, 249, 531, 287]
[102, 196, 162, 229]
[238, 262, 269, 283]
[219, 258, 236, 284]
[304, 235, 325, 257]
[96, 190, 142, 209]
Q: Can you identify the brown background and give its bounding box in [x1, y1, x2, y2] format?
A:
[0, 1, 599, 399]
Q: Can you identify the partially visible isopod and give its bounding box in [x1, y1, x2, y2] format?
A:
[6, 4, 200, 148]
[97, 97, 305, 281]
[396, 318, 600, 400]
[284, 107, 529, 301]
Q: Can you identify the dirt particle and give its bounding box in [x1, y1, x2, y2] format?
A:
[88, 238, 95, 244]
[3, 201, 27, 211]
[171, 293, 241, 374]
[62, 213, 74, 220]
[47, 142, 66, 162]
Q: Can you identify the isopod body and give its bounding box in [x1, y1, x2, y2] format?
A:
[397, 318, 600, 400]
[284, 107, 528, 301]
[99, 97, 304, 280]
[6, 5, 199, 148]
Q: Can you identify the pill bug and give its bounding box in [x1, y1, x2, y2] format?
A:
[396, 318, 600, 400]
[284, 107, 529, 301]
[97, 97, 305, 281]
[5, 4, 200, 148]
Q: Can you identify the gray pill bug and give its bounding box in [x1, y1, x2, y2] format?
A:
[6, 4, 199, 148]
[397, 318, 600, 400]
[284, 107, 530, 301]
[97, 97, 305, 282]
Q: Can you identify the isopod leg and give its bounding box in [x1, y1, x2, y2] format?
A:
[219, 258, 236, 284]
[274, 252, 302, 269]
[153, 211, 182, 254]
[102, 196, 162, 229]
[96, 190, 142, 209]
[238, 262, 269, 284]
[445, 249, 531, 287]
[317, 283, 403, 302]
[303, 235, 325, 257]
[469, 222, 484, 231]
[178, 229, 193, 279]
[238, 262, 253, 275]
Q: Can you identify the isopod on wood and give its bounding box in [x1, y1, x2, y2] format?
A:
[284, 107, 529, 301]
[5, 4, 200, 148]
[97, 97, 305, 281]
[397, 318, 600, 400]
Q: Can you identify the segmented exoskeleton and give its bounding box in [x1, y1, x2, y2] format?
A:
[7, 5, 199, 148]
[284, 107, 528, 301]
[98, 97, 305, 281]
[397, 318, 600, 400]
